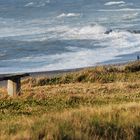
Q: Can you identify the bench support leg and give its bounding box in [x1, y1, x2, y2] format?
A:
[7, 78, 21, 96]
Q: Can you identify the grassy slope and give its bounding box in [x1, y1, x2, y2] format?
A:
[0, 61, 140, 140]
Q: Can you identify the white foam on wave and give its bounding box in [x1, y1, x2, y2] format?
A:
[24, 0, 50, 7]
[1, 24, 140, 73]
[122, 13, 139, 20]
[40, 30, 140, 71]
[0, 18, 54, 40]
[48, 24, 107, 40]
[57, 13, 81, 18]
[0, 19, 140, 73]
[0, 14, 139, 42]
[104, 1, 125, 6]
[2, 32, 140, 74]
[25, 2, 34, 7]
[5, 24, 106, 41]
[1, 19, 140, 49]
[119, 2, 133, 7]
[78, 25, 106, 35]
[0, 26, 47, 38]
[98, 8, 140, 12]
[0, 46, 116, 73]
[106, 31, 140, 49]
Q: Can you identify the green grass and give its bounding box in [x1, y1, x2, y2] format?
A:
[0, 61, 140, 140]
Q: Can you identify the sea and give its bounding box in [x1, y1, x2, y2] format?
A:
[0, 0, 140, 74]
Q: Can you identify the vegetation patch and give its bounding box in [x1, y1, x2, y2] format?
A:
[0, 61, 140, 139]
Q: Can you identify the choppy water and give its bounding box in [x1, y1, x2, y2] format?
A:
[0, 0, 140, 74]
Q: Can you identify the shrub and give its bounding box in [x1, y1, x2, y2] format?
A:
[125, 61, 140, 72]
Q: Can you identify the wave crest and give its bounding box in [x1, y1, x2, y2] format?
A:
[104, 1, 125, 6]
[25, 0, 50, 7]
[57, 13, 81, 18]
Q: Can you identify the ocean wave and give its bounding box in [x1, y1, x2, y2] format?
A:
[24, 0, 50, 7]
[1, 20, 140, 44]
[1, 20, 140, 45]
[1, 24, 140, 73]
[104, 1, 125, 6]
[39, 24, 107, 41]
[98, 8, 140, 12]
[0, 47, 114, 73]
[0, 18, 53, 39]
[0, 53, 6, 57]
[122, 13, 139, 20]
[52, 25, 140, 52]
[75, 24, 106, 35]
[119, 2, 134, 7]
[0, 26, 47, 38]
[0, 24, 106, 41]
[5, 23, 140, 50]
[57, 13, 81, 18]
[25, 2, 34, 7]
[2, 31, 140, 74]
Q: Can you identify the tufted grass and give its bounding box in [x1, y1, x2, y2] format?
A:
[0, 61, 140, 139]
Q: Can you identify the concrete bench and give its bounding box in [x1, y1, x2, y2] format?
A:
[0, 73, 29, 96]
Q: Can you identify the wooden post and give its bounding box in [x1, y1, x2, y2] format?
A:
[7, 78, 21, 96]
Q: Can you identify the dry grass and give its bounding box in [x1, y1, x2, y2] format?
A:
[1, 103, 140, 140]
[0, 61, 140, 139]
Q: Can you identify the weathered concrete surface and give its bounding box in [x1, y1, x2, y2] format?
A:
[7, 78, 21, 96]
[0, 73, 29, 81]
[0, 73, 29, 96]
